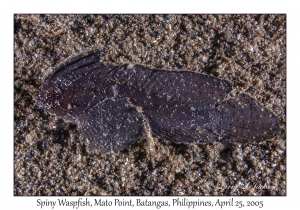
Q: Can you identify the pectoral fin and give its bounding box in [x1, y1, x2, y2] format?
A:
[78, 98, 144, 153]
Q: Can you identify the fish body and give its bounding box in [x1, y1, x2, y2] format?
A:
[37, 50, 279, 152]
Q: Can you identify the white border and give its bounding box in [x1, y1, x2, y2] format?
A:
[4, 0, 296, 209]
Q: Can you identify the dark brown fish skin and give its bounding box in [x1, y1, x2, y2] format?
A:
[37, 50, 118, 123]
[79, 97, 145, 153]
[109, 64, 233, 144]
[37, 49, 279, 152]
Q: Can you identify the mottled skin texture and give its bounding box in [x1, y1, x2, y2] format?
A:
[80, 98, 144, 152]
[37, 50, 279, 153]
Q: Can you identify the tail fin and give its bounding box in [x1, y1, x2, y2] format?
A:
[213, 94, 279, 142]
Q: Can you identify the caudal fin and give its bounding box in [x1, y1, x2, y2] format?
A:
[212, 94, 279, 142]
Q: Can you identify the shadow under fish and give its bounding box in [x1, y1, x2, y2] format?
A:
[37, 50, 279, 153]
